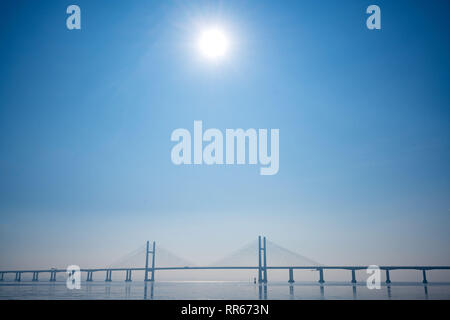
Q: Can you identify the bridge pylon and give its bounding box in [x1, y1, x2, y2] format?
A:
[145, 241, 156, 282]
[258, 236, 268, 283]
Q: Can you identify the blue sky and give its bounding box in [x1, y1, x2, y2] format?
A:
[0, 0, 449, 271]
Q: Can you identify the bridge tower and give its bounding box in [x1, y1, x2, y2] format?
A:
[145, 241, 156, 282]
[258, 236, 268, 283]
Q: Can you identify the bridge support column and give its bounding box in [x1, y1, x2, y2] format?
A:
[105, 270, 112, 282]
[87, 271, 93, 282]
[50, 271, 56, 282]
[32, 272, 39, 281]
[258, 236, 262, 283]
[258, 236, 268, 283]
[351, 269, 357, 284]
[263, 237, 267, 283]
[385, 269, 391, 284]
[151, 241, 156, 282]
[145, 241, 156, 282]
[318, 268, 325, 284]
[288, 268, 294, 284]
[125, 270, 132, 282]
[422, 270, 428, 284]
[15, 272, 21, 282]
[150, 268, 155, 282]
[0, 272, 4, 281]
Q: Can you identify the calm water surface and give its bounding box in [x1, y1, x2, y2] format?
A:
[1, 281, 450, 300]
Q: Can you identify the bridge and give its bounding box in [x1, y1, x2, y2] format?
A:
[1, 236, 449, 284]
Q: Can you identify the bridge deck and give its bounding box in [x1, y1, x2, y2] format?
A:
[1, 266, 450, 273]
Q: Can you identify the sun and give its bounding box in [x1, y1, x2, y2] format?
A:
[198, 27, 229, 60]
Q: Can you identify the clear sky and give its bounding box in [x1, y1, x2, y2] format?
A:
[0, 0, 449, 273]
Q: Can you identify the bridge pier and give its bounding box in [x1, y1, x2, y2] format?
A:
[149, 268, 155, 282]
[105, 270, 112, 282]
[385, 269, 391, 284]
[50, 271, 57, 282]
[258, 236, 268, 283]
[15, 272, 21, 282]
[351, 269, 357, 284]
[318, 268, 325, 284]
[263, 237, 267, 283]
[125, 269, 132, 282]
[258, 236, 262, 283]
[86, 271, 93, 282]
[32, 272, 39, 281]
[422, 270, 428, 284]
[288, 268, 294, 284]
[0, 272, 4, 281]
[145, 241, 156, 282]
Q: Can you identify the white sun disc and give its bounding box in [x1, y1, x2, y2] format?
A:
[198, 28, 229, 60]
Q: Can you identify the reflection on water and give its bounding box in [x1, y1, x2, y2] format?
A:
[143, 282, 154, 300]
[105, 285, 110, 298]
[1, 281, 449, 300]
[257, 284, 267, 300]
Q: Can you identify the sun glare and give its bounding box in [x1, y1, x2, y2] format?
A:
[198, 27, 229, 60]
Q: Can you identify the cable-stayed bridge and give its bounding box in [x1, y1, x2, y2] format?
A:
[1, 236, 449, 284]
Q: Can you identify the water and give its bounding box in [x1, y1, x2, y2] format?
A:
[1, 281, 450, 300]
